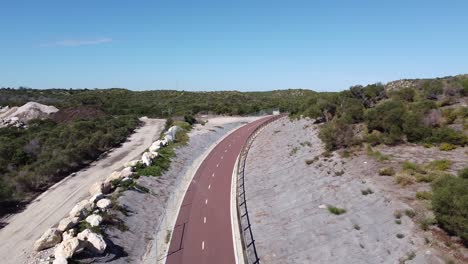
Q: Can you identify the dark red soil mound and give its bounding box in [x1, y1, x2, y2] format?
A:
[52, 106, 107, 123]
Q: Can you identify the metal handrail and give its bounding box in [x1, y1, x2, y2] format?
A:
[236, 114, 286, 264]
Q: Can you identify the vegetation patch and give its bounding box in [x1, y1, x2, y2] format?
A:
[431, 175, 468, 244]
[327, 205, 347, 215]
[379, 167, 395, 176]
[416, 191, 432, 200]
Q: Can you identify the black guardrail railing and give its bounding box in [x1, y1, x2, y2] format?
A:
[236, 114, 286, 264]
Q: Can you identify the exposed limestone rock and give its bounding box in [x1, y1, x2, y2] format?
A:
[77, 229, 107, 254]
[62, 229, 76, 241]
[54, 237, 84, 259]
[141, 152, 153, 166]
[124, 160, 140, 168]
[52, 257, 67, 264]
[96, 198, 112, 209]
[57, 216, 79, 232]
[85, 214, 103, 227]
[69, 199, 94, 219]
[89, 193, 104, 204]
[165, 126, 181, 139]
[33, 228, 62, 251]
[89, 181, 111, 196]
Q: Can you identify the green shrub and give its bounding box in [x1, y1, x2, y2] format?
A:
[458, 167, 468, 179]
[416, 191, 432, 200]
[361, 188, 374, 195]
[420, 217, 437, 231]
[428, 159, 452, 171]
[404, 209, 416, 218]
[431, 175, 468, 244]
[439, 143, 456, 151]
[395, 173, 414, 186]
[379, 167, 395, 176]
[402, 161, 426, 174]
[327, 205, 347, 215]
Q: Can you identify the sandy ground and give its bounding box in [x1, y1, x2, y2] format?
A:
[0, 118, 165, 264]
[244, 117, 460, 264]
[85, 116, 261, 264]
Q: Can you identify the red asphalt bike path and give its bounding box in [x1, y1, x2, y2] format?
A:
[166, 116, 274, 264]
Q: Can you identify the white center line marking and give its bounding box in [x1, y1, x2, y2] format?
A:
[205, 199, 208, 205]
[216, 164, 219, 167]
[212, 173, 215, 177]
[225, 149, 228, 152]
[221, 156, 223, 159]
[204, 217, 206, 224]
[202, 241, 205, 250]
[208, 184, 211, 189]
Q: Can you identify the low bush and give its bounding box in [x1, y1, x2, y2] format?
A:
[395, 173, 414, 186]
[431, 175, 468, 244]
[416, 191, 432, 200]
[458, 167, 468, 179]
[428, 159, 452, 171]
[327, 205, 347, 215]
[361, 188, 374, 195]
[439, 143, 457, 151]
[379, 167, 395, 176]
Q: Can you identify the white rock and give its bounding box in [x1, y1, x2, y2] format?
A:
[89, 181, 111, 196]
[121, 177, 132, 183]
[54, 237, 84, 259]
[33, 228, 62, 251]
[52, 257, 67, 264]
[89, 193, 104, 204]
[149, 141, 162, 152]
[57, 217, 79, 232]
[165, 126, 182, 139]
[69, 200, 94, 219]
[62, 229, 76, 241]
[96, 198, 112, 209]
[164, 134, 174, 143]
[141, 152, 153, 166]
[318, 204, 327, 209]
[77, 229, 107, 254]
[124, 160, 140, 168]
[105, 171, 122, 183]
[85, 214, 103, 227]
[120, 167, 133, 178]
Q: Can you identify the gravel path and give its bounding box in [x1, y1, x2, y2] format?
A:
[0, 118, 165, 264]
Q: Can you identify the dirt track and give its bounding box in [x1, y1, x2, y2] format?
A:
[0, 118, 165, 264]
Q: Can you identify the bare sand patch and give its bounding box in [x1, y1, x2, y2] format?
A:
[244, 117, 459, 264]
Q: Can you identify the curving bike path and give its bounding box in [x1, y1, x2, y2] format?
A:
[166, 116, 275, 264]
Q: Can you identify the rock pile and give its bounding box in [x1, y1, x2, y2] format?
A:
[33, 126, 182, 263]
[0, 102, 59, 128]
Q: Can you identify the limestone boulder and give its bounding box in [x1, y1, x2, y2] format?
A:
[57, 216, 79, 232]
[89, 193, 104, 204]
[164, 134, 174, 143]
[33, 228, 62, 251]
[96, 198, 112, 209]
[85, 214, 103, 227]
[77, 229, 107, 254]
[54, 237, 84, 259]
[62, 229, 76, 241]
[165, 126, 182, 139]
[53, 257, 67, 264]
[89, 181, 111, 196]
[69, 199, 94, 219]
[141, 152, 153, 166]
[124, 160, 140, 168]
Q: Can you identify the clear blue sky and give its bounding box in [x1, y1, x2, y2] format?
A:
[1, 0, 467, 91]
